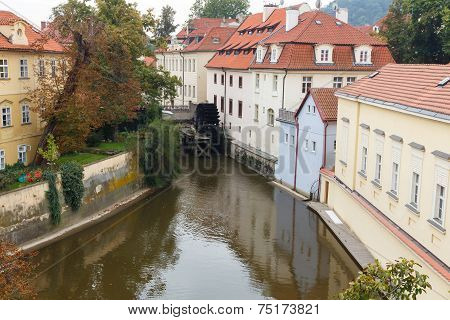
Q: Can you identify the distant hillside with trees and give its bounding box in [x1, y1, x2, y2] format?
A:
[324, 0, 393, 26]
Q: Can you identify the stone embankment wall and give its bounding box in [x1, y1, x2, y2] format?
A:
[0, 152, 142, 244]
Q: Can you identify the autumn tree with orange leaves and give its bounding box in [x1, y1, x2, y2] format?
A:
[32, 0, 179, 157]
[0, 241, 37, 300]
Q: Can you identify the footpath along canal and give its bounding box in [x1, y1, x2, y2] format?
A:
[33, 156, 359, 299]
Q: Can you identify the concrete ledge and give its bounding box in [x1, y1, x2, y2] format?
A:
[269, 180, 308, 201]
[308, 201, 375, 269]
[20, 187, 160, 252]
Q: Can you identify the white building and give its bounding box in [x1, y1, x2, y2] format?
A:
[155, 18, 238, 107]
[205, 3, 394, 172]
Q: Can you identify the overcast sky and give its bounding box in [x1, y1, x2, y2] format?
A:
[0, 0, 333, 30]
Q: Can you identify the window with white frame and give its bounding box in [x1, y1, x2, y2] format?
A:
[333, 77, 343, 88]
[255, 73, 260, 90]
[360, 51, 369, 63]
[188, 85, 191, 97]
[315, 45, 334, 64]
[355, 46, 372, 64]
[360, 132, 369, 174]
[432, 164, 448, 226]
[18, 145, 27, 164]
[267, 108, 274, 126]
[375, 153, 382, 183]
[347, 77, 356, 85]
[22, 104, 31, 124]
[291, 135, 295, 146]
[312, 141, 317, 153]
[38, 59, 45, 77]
[0, 149, 5, 170]
[0, 59, 8, 79]
[320, 49, 329, 62]
[390, 145, 401, 195]
[305, 139, 309, 151]
[20, 59, 28, 78]
[192, 59, 196, 72]
[256, 48, 263, 63]
[214, 73, 217, 84]
[374, 138, 384, 184]
[409, 153, 423, 209]
[270, 47, 278, 63]
[272, 75, 278, 93]
[302, 76, 312, 93]
[254, 104, 259, 121]
[1, 106, 11, 127]
[285, 133, 289, 143]
[410, 172, 420, 208]
[340, 122, 349, 164]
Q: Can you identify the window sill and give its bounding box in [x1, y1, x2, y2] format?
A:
[386, 190, 399, 202]
[339, 160, 347, 167]
[19, 77, 30, 80]
[1, 125, 12, 129]
[405, 203, 420, 216]
[371, 180, 382, 189]
[0, 78, 11, 81]
[253, 119, 259, 123]
[358, 171, 367, 180]
[272, 92, 278, 97]
[427, 219, 446, 234]
[21, 122, 32, 126]
[267, 124, 274, 127]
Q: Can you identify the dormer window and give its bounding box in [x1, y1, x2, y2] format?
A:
[248, 30, 253, 35]
[17, 29, 23, 36]
[315, 44, 334, 64]
[355, 45, 372, 64]
[212, 37, 219, 44]
[256, 47, 264, 63]
[270, 47, 279, 63]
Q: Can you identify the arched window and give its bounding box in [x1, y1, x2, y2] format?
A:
[267, 108, 274, 126]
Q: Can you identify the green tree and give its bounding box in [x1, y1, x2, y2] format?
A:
[156, 5, 178, 39]
[324, 0, 393, 25]
[38, 134, 60, 168]
[189, 0, 249, 19]
[383, 0, 449, 64]
[339, 259, 431, 300]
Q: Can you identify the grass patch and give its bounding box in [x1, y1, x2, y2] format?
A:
[58, 153, 109, 166]
[96, 141, 127, 152]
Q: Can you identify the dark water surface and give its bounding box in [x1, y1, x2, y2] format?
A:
[34, 157, 359, 299]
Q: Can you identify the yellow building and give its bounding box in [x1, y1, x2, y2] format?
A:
[320, 64, 450, 299]
[0, 11, 65, 168]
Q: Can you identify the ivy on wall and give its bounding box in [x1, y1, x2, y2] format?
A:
[43, 171, 61, 225]
[60, 162, 85, 211]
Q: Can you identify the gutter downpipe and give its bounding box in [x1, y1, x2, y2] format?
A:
[322, 122, 329, 169]
[281, 68, 288, 109]
[222, 67, 228, 156]
[161, 52, 166, 106]
[179, 51, 185, 106]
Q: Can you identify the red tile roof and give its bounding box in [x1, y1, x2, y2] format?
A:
[144, 56, 156, 66]
[264, 11, 385, 46]
[337, 64, 450, 116]
[253, 43, 394, 71]
[183, 27, 237, 52]
[176, 18, 237, 40]
[206, 8, 394, 70]
[296, 88, 339, 121]
[0, 11, 64, 53]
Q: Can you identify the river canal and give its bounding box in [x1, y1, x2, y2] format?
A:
[34, 156, 359, 299]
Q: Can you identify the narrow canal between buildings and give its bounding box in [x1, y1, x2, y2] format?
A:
[33, 156, 359, 299]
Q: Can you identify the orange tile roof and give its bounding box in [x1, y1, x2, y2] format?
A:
[253, 43, 394, 71]
[183, 27, 236, 52]
[0, 11, 64, 53]
[144, 56, 156, 66]
[337, 64, 450, 117]
[296, 88, 339, 121]
[177, 18, 237, 39]
[206, 8, 393, 70]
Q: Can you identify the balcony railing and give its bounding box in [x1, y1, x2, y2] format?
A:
[277, 109, 296, 124]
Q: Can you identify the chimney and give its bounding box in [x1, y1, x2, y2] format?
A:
[41, 21, 47, 30]
[336, 8, 348, 24]
[285, 8, 299, 32]
[298, 3, 312, 16]
[263, 2, 278, 22]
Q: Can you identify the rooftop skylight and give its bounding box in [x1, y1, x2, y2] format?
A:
[437, 77, 450, 87]
[368, 71, 380, 78]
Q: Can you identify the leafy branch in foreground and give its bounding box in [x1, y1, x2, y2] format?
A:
[339, 258, 431, 300]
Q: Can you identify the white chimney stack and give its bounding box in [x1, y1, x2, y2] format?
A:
[336, 8, 349, 24]
[263, 2, 278, 22]
[298, 3, 312, 16]
[286, 8, 299, 32]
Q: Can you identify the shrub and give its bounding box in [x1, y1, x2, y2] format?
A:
[38, 134, 60, 167]
[86, 131, 103, 147]
[60, 162, 85, 211]
[44, 170, 61, 225]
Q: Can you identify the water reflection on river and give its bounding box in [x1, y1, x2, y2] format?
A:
[34, 156, 358, 299]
